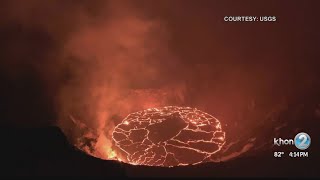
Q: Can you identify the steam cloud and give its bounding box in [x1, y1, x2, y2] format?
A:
[56, 1, 187, 155]
[1, 0, 186, 157]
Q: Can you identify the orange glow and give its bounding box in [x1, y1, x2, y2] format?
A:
[112, 106, 226, 167]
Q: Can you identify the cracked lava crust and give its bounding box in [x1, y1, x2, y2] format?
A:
[112, 106, 226, 167]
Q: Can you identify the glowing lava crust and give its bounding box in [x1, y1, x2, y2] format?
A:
[112, 106, 226, 167]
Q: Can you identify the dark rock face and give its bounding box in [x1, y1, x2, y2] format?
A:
[0, 126, 126, 176]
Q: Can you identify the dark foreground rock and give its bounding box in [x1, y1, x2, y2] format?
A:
[0, 126, 319, 177]
[0, 126, 126, 176]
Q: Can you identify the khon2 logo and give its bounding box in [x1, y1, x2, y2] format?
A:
[273, 132, 311, 150]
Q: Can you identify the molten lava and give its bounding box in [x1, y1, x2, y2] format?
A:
[112, 106, 226, 167]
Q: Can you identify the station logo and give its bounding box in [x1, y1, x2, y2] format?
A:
[274, 132, 311, 150]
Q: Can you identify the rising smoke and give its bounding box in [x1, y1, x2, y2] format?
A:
[56, 1, 188, 157]
[1, 0, 187, 158]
